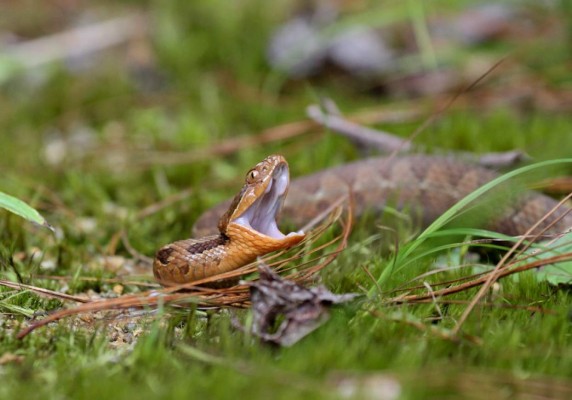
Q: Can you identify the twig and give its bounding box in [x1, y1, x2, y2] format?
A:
[390, 252, 572, 304]
[307, 57, 531, 169]
[478, 150, 530, 168]
[33, 274, 159, 289]
[0, 280, 89, 303]
[308, 95, 529, 168]
[17, 206, 351, 339]
[121, 230, 153, 265]
[306, 104, 411, 153]
[4, 14, 148, 70]
[396, 299, 555, 314]
[451, 192, 572, 335]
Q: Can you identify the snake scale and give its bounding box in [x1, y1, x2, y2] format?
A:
[154, 155, 572, 285]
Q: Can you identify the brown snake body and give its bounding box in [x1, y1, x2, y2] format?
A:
[153, 155, 305, 284]
[155, 155, 572, 285]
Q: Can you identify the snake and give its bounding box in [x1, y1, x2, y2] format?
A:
[154, 154, 572, 285]
[153, 155, 305, 285]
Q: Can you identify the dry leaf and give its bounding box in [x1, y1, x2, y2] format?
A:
[244, 264, 358, 347]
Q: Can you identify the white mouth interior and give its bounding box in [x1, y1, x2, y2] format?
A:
[233, 164, 301, 239]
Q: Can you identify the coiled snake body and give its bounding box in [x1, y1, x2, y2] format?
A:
[153, 155, 305, 284]
[154, 155, 572, 285]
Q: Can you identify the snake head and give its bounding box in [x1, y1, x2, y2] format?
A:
[218, 155, 305, 250]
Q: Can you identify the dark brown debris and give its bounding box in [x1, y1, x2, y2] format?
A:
[243, 264, 358, 347]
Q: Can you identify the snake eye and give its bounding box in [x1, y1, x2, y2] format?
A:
[247, 170, 259, 182]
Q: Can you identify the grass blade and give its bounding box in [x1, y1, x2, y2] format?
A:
[371, 158, 572, 294]
[0, 191, 53, 231]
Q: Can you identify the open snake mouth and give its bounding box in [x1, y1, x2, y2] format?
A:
[232, 164, 302, 239]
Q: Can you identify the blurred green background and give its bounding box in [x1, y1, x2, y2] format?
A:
[1, 1, 572, 399]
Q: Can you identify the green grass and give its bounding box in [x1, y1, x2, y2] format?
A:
[1, 1, 572, 399]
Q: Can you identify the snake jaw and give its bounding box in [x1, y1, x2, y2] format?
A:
[232, 162, 304, 240]
[153, 154, 306, 285]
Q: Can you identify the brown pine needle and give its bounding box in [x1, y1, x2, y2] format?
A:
[388, 252, 572, 304]
[17, 205, 353, 339]
[451, 192, 572, 336]
[0, 280, 90, 303]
